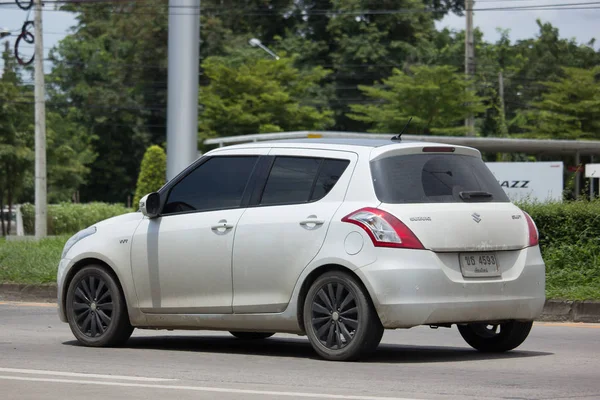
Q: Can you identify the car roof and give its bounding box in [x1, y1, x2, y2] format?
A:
[206, 137, 481, 158]
[267, 138, 398, 147]
[216, 138, 457, 150]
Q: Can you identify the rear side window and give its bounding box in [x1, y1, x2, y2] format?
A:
[311, 159, 350, 201]
[260, 157, 350, 206]
[370, 154, 509, 204]
[163, 156, 258, 214]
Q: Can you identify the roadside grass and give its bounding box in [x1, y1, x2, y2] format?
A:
[0, 237, 599, 301]
[544, 242, 600, 300]
[0, 236, 68, 284]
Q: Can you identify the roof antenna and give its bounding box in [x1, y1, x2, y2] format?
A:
[391, 117, 412, 141]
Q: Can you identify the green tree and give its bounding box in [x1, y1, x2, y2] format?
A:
[49, 1, 239, 202]
[507, 21, 600, 112]
[133, 145, 167, 209]
[199, 53, 334, 138]
[423, 22, 600, 139]
[46, 110, 97, 202]
[513, 67, 600, 140]
[274, 0, 464, 131]
[46, 0, 465, 203]
[50, 1, 172, 203]
[348, 65, 486, 135]
[0, 43, 34, 235]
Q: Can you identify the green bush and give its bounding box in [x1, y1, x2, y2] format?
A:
[7, 200, 600, 300]
[519, 200, 600, 300]
[133, 145, 167, 209]
[519, 200, 600, 250]
[21, 202, 130, 236]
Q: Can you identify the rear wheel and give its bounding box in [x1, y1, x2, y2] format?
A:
[229, 332, 275, 340]
[303, 271, 383, 361]
[66, 265, 133, 347]
[457, 321, 533, 352]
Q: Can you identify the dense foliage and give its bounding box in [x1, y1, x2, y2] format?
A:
[520, 201, 600, 251]
[21, 202, 131, 236]
[348, 65, 486, 135]
[1, 1, 599, 204]
[4, 200, 600, 301]
[520, 201, 600, 300]
[133, 145, 167, 208]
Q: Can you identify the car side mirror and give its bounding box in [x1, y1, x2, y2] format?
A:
[139, 192, 160, 218]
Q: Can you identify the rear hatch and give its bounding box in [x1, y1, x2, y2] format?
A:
[370, 146, 530, 252]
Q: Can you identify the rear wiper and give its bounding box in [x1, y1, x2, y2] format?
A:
[459, 191, 493, 201]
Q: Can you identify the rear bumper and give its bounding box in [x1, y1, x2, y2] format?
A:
[356, 246, 546, 328]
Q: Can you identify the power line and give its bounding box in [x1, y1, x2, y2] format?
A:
[2, 1, 600, 14]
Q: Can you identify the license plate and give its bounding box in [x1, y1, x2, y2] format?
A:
[459, 252, 500, 278]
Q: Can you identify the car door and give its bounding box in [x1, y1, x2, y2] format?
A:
[231, 148, 357, 313]
[131, 150, 266, 314]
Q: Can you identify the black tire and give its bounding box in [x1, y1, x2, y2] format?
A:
[303, 270, 383, 361]
[65, 265, 133, 347]
[457, 321, 533, 352]
[229, 332, 275, 340]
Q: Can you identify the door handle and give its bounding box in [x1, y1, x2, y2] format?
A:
[299, 215, 325, 230]
[211, 220, 234, 235]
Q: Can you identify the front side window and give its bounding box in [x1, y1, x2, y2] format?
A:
[260, 157, 350, 206]
[163, 156, 258, 214]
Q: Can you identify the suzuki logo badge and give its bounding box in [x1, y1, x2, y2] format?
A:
[472, 213, 482, 223]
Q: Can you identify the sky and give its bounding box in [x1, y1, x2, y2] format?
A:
[1, 1, 599, 74]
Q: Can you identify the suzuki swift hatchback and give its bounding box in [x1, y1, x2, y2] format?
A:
[57, 138, 545, 361]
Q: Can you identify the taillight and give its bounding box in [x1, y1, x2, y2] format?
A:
[523, 211, 539, 247]
[342, 207, 425, 250]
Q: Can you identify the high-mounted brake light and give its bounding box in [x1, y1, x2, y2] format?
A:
[342, 207, 425, 250]
[422, 146, 455, 153]
[523, 211, 539, 247]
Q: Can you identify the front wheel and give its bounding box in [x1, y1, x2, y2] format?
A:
[457, 321, 533, 352]
[303, 271, 383, 361]
[65, 265, 133, 347]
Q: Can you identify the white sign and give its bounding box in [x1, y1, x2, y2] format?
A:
[585, 163, 600, 178]
[485, 162, 564, 203]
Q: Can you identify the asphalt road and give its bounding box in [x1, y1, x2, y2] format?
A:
[1, 302, 599, 400]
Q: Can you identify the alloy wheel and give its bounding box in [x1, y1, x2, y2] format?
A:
[310, 282, 358, 350]
[72, 275, 113, 338]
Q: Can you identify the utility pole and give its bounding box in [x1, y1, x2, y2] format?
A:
[34, 0, 47, 238]
[166, 0, 200, 181]
[3, 40, 8, 65]
[498, 69, 508, 138]
[498, 70, 505, 114]
[465, 0, 475, 136]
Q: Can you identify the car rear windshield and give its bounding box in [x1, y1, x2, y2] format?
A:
[370, 154, 510, 204]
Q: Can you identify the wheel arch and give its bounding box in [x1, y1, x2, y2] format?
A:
[295, 263, 378, 333]
[60, 258, 128, 320]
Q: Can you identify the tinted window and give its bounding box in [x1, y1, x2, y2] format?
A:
[371, 154, 509, 204]
[310, 159, 350, 201]
[260, 157, 321, 205]
[163, 156, 258, 214]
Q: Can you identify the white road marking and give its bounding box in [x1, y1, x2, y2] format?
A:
[0, 301, 56, 307]
[0, 367, 177, 382]
[0, 375, 422, 400]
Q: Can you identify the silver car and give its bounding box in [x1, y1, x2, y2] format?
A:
[57, 139, 546, 361]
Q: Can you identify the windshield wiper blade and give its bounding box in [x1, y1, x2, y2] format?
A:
[459, 191, 493, 201]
